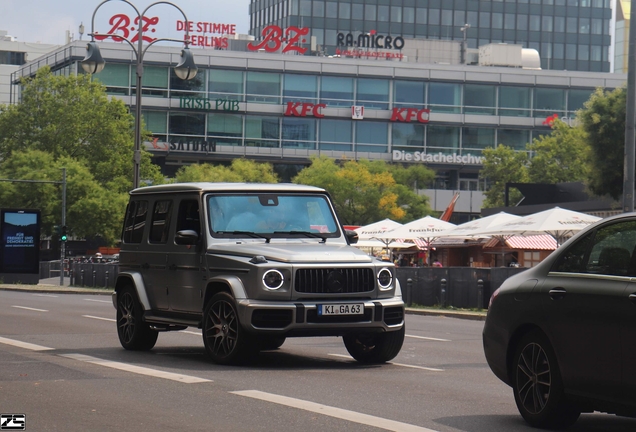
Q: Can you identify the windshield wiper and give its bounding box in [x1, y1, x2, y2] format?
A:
[216, 231, 272, 243]
[278, 231, 328, 243]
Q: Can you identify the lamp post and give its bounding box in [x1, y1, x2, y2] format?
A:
[81, 0, 198, 190]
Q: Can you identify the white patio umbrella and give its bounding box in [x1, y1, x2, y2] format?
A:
[435, 212, 522, 239]
[462, 207, 601, 245]
[374, 216, 456, 263]
[354, 219, 403, 247]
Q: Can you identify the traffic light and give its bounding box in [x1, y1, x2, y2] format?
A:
[61, 226, 68, 242]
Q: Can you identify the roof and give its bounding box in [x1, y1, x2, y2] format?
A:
[129, 182, 326, 195]
[484, 235, 557, 250]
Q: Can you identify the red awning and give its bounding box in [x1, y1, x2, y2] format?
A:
[485, 235, 557, 250]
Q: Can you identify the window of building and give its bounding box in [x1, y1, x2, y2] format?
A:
[442, 10, 453, 26]
[282, 117, 316, 149]
[429, 82, 461, 113]
[313, 0, 325, 17]
[133, 65, 168, 98]
[497, 129, 531, 150]
[428, 125, 460, 152]
[0, 50, 26, 65]
[378, 5, 390, 21]
[320, 75, 354, 107]
[392, 6, 403, 22]
[143, 111, 168, 136]
[326, 1, 338, 18]
[529, 15, 540, 31]
[499, 86, 532, 117]
[339, 2, 350, 19]
[542, 15, 553, 32]
[516, 14, 528, 31]
[492, 13, 503, 29]
[356, 78, 390, 109]
[566, 17, 578, 33]
[416, 8, 428, 24]
[246, 71, 281, 104]
[404, 7, 415, 23]
[504, 13, 516, 29]
[209, 69, 244, 101]
[568, 88, 594, 113]
[283, 74, 318, 103]
[578, 44, 589, 61]
[555, 16, 565, 32]
[523, 251, 542, 268]
[170, 68, 206, 98]
[591, 18, 602, 35]
[534, 88, 566, 118]
[169, 112, 206, 136]
[464, 84, 496, 115]
[208, 113, 243, 146]
[429, 9, 440, 26]
[94, 63, 130, 96]
[365, 4, 376, 20]
[392, 123, 425, 150]
[353, 4, 364, 19]
[245, 115, 280, 147]
[300, 0, 311, 16]
[394, 80, 426, 107]
[462, 127, 495, 150]
[319, 119, 352, 151]
[356, 121, 388, 153]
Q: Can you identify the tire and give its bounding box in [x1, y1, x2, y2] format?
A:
[343, 326, 405, 364]
[259, 336, 286, 351]
[202, 292, 258, 365]
[116, 286, 158, 351]
[512, 330, 580, 429]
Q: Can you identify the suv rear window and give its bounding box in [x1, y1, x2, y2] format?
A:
[123, 200, 148, 244]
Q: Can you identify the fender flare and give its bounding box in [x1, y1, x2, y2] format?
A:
[116, 272, 152, 311]
[207, 275, 247, 299]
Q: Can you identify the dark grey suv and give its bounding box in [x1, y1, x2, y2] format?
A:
[113, 183, 405, 364]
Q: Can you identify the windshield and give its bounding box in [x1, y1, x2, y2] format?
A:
[206, 193, 340, 239]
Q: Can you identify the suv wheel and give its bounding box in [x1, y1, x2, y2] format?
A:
[512, 330, 580, 429]
[116, 286, 158, 350]
[343, 326, 405, 364]
[202, 292, 257, 364]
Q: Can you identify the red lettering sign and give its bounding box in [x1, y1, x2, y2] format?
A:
[390, 108, 430, 123]
[284, 102, 325, 118]
[94, 14, 159, 43]
[248, 26, 309, 55]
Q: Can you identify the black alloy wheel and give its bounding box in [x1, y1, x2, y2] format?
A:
[116, 286, 158, 350]
[512, 330, 580, 429]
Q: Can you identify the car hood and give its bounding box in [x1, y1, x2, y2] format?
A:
[208, 241, 375, 263]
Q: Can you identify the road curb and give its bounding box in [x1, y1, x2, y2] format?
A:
[405, 307, 486, 321]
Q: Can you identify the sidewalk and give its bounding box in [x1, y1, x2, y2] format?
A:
[0, 280, 487, 321]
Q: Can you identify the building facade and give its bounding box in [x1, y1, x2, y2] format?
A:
[249, 0, 612, 72]
[614, 0, 629, 74]
[11, 41, 624, 219]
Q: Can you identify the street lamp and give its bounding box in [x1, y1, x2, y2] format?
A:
[81, 0, 198, 190]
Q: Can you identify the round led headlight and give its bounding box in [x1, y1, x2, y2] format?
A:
[262, 269, 284, 290]
[377, 268, 393, 290]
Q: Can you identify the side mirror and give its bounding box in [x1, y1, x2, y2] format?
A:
[345, 229, 359, 245]
[175, 229, 199, 245]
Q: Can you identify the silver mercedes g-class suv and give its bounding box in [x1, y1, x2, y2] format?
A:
[113, 182, 405, 364]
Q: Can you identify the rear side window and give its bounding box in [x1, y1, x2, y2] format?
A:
[149, 200, 173, 243]
[123, 200, 148, 244]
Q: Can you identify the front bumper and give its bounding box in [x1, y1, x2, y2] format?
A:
[237, 297, 405, 336]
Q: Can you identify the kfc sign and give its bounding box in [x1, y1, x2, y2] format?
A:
[391, 108, 430, 123]
[248, 25, 309, 54]
[284, 102, 326, 118]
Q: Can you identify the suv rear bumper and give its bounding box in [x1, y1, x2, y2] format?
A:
[237, 298, 404, 336]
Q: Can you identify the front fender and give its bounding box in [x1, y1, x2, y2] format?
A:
[115, 272, 151, 311]
[208, 275, 248, 299]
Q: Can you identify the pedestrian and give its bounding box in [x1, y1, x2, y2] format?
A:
[432, 259, 443, 267]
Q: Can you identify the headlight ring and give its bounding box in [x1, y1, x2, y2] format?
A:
[377, 268, 393, 290]
[262, 269, 284, 290]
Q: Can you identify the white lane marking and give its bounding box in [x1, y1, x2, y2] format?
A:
[60, 354, 211, 384]
[180, 330, 201, 336]
[11, 305, 48, 312]
[0, 336, 54, 351]
[82, 315, 116, 322]
[406, 334, 451, 342]
[83, 299, 111, 303]
[32, 294, 59, 298]
[328, 354, 444, 372]
[231, 390, 439, 432]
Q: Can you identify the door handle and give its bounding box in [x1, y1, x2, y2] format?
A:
[629, 293, 636, 304]
[548, 288, 567, 300]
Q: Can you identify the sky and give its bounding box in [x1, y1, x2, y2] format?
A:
[1, 0, 252, 45]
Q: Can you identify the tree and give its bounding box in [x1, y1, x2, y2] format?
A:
[292, 156, 433, 225]
[526, 119, 590, 184]
[480, 145, 530, 208]
[174, 159, 279, 183]
[0, 67, 163, 192]
[577, 86, 626, 199]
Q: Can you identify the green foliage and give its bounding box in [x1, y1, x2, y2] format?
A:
[0, 67, 163, 245]
[174, 159, 279, 183]
[480, 145, 530, 208]
[527, 119, 590, 184]
[577, 86, 626, 199]
[292, 156, 433, 225]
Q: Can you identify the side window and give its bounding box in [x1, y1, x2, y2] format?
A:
[585, 220, 636, 276]
[123, 200, 148, 244]
[177, 199, 201, 236]
[552, 233, 592, 273]
[149, 200, 173, 243]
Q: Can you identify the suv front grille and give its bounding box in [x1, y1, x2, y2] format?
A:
[295, 268, 375, 294]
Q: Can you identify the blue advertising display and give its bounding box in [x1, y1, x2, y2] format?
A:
[1, 209, 40, 274]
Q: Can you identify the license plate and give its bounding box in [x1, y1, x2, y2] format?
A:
[317, 304, 364, 316]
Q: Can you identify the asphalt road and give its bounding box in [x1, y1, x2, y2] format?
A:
[1, 290, 634, 432]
